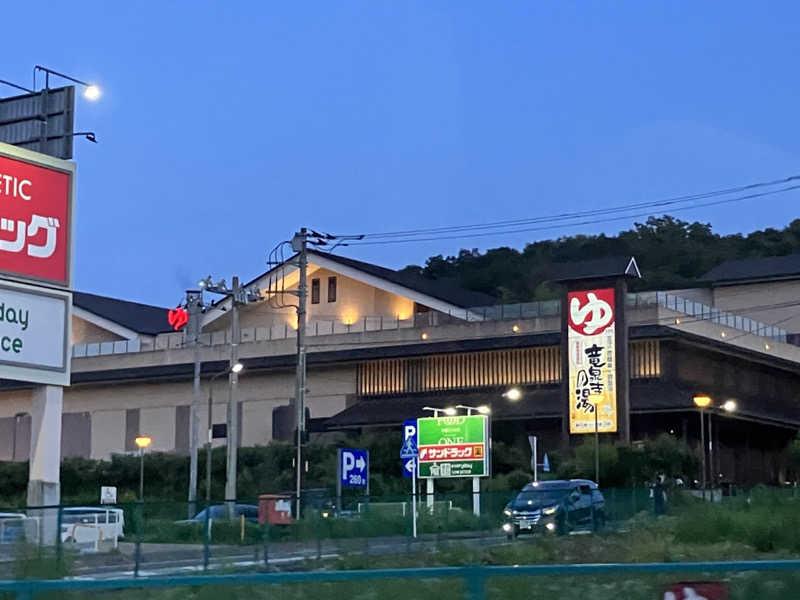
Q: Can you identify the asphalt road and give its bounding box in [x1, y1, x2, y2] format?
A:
[66, 530, 511, 580]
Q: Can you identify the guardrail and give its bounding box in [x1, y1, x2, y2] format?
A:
[1, 560, 800, 599]
[70, 289, 789, 360]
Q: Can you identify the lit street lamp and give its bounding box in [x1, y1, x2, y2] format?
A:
[134, 435, 152, 501]
[34, 65, 101, 101]
[693, 395, 712, 498]
[455, 404, 491, 415]
[422, 406, 456, 417]
[205, 362, 244, 507]
[502, 387, 522, 402]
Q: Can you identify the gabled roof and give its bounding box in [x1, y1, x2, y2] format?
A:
[203, 249, 497, 328]
[702, 254, 800, 285]
[72, 291, 172, 336]
[550, 256, 641, 283]
[309, 250, 496, 308]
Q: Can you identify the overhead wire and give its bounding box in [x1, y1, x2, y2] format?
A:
[346, 183, 800, 246]
[354, 174, 800, 240]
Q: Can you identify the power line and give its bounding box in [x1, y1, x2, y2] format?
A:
[356, 174, 800, 240]
[346, 184, 800, 246]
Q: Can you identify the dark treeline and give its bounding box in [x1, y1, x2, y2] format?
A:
[398, 216, 800, 301]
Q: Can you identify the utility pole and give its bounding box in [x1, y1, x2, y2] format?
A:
[186, 290, 204, 518]
[225, 276, 242, 519]
[290, 229, 309, 520]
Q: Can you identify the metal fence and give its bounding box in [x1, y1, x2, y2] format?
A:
[0, 487, 686, 579]
[2, 560, 800, 599]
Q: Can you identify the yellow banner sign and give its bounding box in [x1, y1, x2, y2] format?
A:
[567, 288, 617, 434]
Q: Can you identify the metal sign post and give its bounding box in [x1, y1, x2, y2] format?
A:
[401, 420, 418, 538]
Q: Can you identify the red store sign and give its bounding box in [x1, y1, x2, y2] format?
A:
[0, 147, 74, 287]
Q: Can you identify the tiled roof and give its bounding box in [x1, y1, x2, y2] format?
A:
[309, 250, 497, 308]
[550, 256, 641, 283]
[702, 254, 800, 284]
[73, 291, 173, 335]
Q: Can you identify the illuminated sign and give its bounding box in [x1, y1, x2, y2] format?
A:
[417, 415, 489, 478]
[168, 307, 189, 331]
[0, 143, 74, 288]
[568, 288, 617, 434]
[0, 279, 71, 386]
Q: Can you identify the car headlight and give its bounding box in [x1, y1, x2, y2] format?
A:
[503, 509, 512, 516]
[545, 522, 556, 532]
[542, 507, 557, 515]
[502, 523, 512, 532]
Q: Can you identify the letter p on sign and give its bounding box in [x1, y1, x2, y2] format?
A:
[342, 451, 355, 477]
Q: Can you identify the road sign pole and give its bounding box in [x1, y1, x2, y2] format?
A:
[426, 478, 434, 511]
[472, 477, 480, 517]
[533, 435, 538, 483]
[412, 461, 417, 538]
[336, 448, 342, 517]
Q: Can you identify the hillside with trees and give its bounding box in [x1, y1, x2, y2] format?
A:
[399, 216, 800, 302]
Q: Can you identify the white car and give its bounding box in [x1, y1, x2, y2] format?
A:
[60, 507, 124, 544]
[0, 512, 28, 543]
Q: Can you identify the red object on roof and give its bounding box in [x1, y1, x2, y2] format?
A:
[167, 307, 188, 331]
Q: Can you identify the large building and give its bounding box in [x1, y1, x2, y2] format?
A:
[1, 251, 799, 485]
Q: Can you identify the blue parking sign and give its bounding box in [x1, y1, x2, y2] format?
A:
[339, 448, 369, 488]
[401, 419, 418, 479]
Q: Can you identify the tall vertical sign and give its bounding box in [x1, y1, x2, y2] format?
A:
[0, 142, 74, 386]
[567, 288, 617, 433]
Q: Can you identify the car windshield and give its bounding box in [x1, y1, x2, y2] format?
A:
[512, 489, 568, 508]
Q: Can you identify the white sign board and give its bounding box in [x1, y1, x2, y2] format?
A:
[100, 486, 117, 505]
[0, 279, 71, 386]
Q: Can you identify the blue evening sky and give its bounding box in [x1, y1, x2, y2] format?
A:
[3, 1, 798, 306]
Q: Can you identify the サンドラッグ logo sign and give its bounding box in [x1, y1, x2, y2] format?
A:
[0, 149, 73, 287]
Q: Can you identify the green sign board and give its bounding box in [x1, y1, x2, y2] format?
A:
[417, 415, 489, 479]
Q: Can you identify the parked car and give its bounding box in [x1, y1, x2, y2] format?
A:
[60, 506, 125, 543]
[0, 512, 27, 543]
[502, 479, 605, 539]
[176, 504, 259, 524]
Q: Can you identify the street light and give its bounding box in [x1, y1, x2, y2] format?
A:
[693, 395, 712, 498]
[503, 387, 522, 402]
[134, 435, 152, 501]
[205, 362, 244, 507]
[455, 405, 490, 415]
[34, 65, 101, 100]
[422, 406, 457, 417]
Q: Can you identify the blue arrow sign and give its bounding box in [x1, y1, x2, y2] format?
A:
[401, 419, 418, 478]
[339, 448, 369, 488]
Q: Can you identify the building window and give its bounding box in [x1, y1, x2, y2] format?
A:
[311, 278, 320, 304]
[328, 276, 337, 303]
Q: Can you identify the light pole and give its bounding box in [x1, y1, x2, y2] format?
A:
[199, 275, 261, 518]
[33, 65, 100, 156]
[420, 406, 457, 510]
[455, 405, 490, 517]
[588, 394, 604, 485]
[693, 395, 712, 499]
[708, 399, 737, 490]
[205, 362, 244, 507]
[134, 436, 152, 501]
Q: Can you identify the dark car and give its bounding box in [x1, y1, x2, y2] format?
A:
[502, 479, 605, 539]
[175, 504, 259, 524]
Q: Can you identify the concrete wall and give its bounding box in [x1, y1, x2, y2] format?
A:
[0, 365, 356, 461]
[713, 280, 800, 334]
